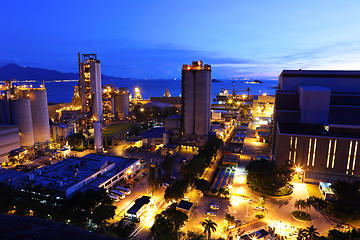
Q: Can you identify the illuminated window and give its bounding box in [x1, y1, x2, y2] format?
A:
[307, 139, 312, 166]
[294, 137, 298, 149]
[293, 151, 297, 164]
[326, 140, 332, 168]
[331, 140, 337, 168]
[346, 141, 353, 172]
[352, 141, 358, 172]
[312, 138, 317, 166]
[289, 151, 292, 161]
[290, 137, 293, 149]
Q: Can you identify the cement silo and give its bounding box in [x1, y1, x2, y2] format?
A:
[181, 61, 211, 137]
[26, 89, 50, 143]
[194, 70, 211, 136]
[114, 91, 129, 119]
[10, 98, 34, 146]
[181, 70, 195, 135]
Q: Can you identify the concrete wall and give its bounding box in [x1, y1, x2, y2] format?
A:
[298, 85, 330, 124]
[276, 131, 360, 178]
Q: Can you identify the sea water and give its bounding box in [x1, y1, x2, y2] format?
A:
[14, 79, 278, 104]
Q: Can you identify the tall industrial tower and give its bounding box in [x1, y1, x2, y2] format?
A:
[78, 53, 103, 151]
[181, 61, 211, 138]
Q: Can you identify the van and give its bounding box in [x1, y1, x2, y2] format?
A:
[110, 190, 125, 199]
[116, 186, 131, 195]
[109, 194, 120, 202]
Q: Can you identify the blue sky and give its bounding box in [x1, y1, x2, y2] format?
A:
[1, 0, 360, 79]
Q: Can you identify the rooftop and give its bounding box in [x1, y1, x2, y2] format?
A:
[127, 196, 151, 215]
[280, 70, 360, 78]
[278, 122, 360, 139]
[176, 200, 193, 211]
[15, 154, 138, 192]
[140, 127, 165, 139]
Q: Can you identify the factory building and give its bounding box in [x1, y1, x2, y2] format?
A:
[78, 53, 103, 151]
[181, 61, 211, 145]
[0, 125, 21, 163]
[14, 154, 140, 199]
[273, 70, 360, 182]
[0, 80, 50, 161]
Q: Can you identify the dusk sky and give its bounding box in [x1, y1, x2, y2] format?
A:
[1, 0, 360, 79]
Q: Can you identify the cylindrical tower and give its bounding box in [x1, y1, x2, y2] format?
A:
[114, 92, 129, 119]
[181, 70, 195, 135]
[194, 70, 211, 136]
[10, 98, 34, 146]
[94, 121, 103, 150]
[109, 97, 115, 116]
[24, 89, 50, 143]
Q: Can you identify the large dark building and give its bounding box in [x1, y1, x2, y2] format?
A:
[273, 70, 360, 182]
[181, 61, 211, 146]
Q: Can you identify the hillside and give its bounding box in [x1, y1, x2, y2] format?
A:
[0, 63, 126, 81]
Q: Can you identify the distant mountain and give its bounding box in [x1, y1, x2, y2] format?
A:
[0, 63, 126, 81]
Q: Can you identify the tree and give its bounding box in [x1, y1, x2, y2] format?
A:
[163, 203, 188, 239]
[305, 225, 320, 240]
[151, 214, 176, 240]
[161, 154, 174, 177]
[0, 182, 16, 214]
[297, 228, 307, 240]
[294, 199, 303, 215]
[327, 229, 349, 240]
[151, 204, 188, 240]
[186, 231, 206, 240]
[91, 204, 116, 228]
[164, 180, 188, 202]
[218, 187, 230, 198]
[246, 159, 294, 195]
[157, 167, 163, 185]
[149, 166, 157, 189]
[111, 219, 136, 238]
[225, 214, 235, 230]
[194, 179, 210, 194]
[202, 218, 217, 240]
[68, 133, 86, 151]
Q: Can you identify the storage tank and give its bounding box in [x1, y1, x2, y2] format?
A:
[10, 98, 34, 146]
[24, 89, 51, 143]
[114, 91, 129, 119]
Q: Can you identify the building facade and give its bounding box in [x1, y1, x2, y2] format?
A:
[273, 70, 360, 182]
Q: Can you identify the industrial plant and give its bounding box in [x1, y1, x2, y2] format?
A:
[0, 80, 50, 163]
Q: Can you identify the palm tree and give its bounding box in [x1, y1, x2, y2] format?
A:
[296, 228, 307, 240]
[294, 199, 302, 214]
[225, 213, 235, 230]
[294, 199, 307, 217]
[305, 225, 319, 240]
[202, 218, 217, 240]
[304, 199, 311, 215]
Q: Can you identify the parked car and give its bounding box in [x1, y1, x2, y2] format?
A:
[254, 206, 265, 211]
[210, 204, 219, 210]
[206, 211, 216, 217]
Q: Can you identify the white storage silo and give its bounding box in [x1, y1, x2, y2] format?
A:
[10, 98, 34, 146]
[26, 89, 51, 143]
[114, 91, 129, 119]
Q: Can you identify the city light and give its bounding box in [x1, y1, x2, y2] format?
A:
[295, 167, 302, 173]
